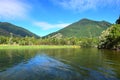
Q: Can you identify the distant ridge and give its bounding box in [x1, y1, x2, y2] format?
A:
[0, 22, 39, 38]
[45, 18, 112, 38]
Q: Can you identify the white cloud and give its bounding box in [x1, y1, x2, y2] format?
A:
[0, 0, 30, 19]
[33, 21, 70, 30]
[51, 0, 120, 12]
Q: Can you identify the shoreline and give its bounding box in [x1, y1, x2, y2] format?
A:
[0, 45, 80, 50]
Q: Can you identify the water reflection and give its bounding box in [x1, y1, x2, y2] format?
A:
[0, 48, 120, 80]
[0, 54, 81, 80]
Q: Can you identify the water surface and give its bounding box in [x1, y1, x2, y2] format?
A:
[0, 48, 120, 80]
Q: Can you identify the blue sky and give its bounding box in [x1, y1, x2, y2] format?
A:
[0, 0, 120, 36]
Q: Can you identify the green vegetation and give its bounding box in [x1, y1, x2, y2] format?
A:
[45, 18, 111, 38]
[98, 24, 120, 49]
[0, 36, 98, 48]
[0, 22, 39, 38]
[98, 16, 120, 50]
[0, 45, 80, 49]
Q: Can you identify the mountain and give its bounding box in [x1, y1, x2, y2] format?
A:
[0, 22, 39, 38]
[45, 18, 112, 38]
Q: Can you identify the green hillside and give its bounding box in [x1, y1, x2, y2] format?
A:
[45, 18, 111, 38]
[0, 22, 39, 38]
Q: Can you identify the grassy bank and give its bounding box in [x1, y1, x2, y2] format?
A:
[0, 45, 80, 50]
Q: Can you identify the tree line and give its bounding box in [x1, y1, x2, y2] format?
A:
[0, 35, 98, 48]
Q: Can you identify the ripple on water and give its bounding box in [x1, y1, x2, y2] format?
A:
[0, 54, 82, 80]
[0, 54, 119, 80]
[55, 57, 118, 80]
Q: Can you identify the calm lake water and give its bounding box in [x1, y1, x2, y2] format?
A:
[0, 48, 120, 80]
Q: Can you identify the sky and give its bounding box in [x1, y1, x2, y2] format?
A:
[0, 0, 120, 36]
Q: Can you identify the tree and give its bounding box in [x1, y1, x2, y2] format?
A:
[8, 33, 13, 44]
[98, 24, 120, 49]
[116, 16, 120, 24]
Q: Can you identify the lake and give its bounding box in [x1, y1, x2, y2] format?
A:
[0, 48, 120, 80]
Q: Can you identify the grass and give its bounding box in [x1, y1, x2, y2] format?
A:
[0, 45, 80, 50]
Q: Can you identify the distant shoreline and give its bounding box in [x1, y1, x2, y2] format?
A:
[0, 45, 80, 50]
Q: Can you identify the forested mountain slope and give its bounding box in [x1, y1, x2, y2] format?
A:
[0, 22, 39, 38]
[45, 18, 111, 38]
